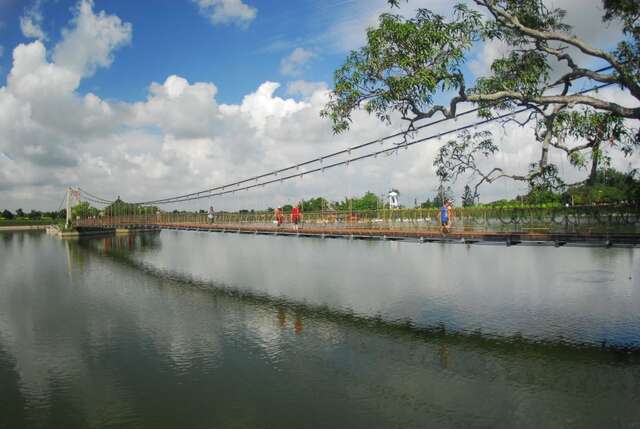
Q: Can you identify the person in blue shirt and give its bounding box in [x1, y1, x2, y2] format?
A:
[440, 200, 451, 234]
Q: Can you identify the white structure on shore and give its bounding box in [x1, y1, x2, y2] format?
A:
[388, 189, 399, 209]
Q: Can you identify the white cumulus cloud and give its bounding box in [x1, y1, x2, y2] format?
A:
[193, 0, 257, 27]
[130, 75, 221, 138]
[286, 80, 328, 98]
[53, 0, 132, 77]
[19, 0, 47, 41]
[280, 48, 315, 77]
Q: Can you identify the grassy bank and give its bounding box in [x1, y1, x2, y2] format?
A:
[0, 219, 55, 226]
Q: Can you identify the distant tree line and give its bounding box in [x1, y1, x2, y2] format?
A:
[101, 198, 158, 215]
[481, 168, 640, 207]
[0, 208, 66, 221]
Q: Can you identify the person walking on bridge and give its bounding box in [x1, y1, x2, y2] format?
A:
[440, 199, 452, 234]
[275, 207, 284, 227]
[291, 205, 301, 230]
[207, 206, 215, 224]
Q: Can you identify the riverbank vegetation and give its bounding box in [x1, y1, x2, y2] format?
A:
[0, 209, 65, 226]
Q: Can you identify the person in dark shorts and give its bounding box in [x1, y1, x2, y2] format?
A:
[440, 200, 450, 234]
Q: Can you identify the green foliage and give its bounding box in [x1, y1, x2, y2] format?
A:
[462, 185, 476, 207]
[603, 0, 640, 94]
[553, 109, 639, 182]
[27, 210, 42, 220]
[434, 130, 497, 183]
[483, 198, 513, 207]
[474, 50, 550, 108]
[104, 198, 134, 214]
[280, 193, 385, 212]
[325, 0, 640, 195]
[555, 110, 638, 157]
[419, 198, 441, 208]
[526, 188, 562, 205]
[0, 218, 52, 226]
[527, 163, 565, 191]
[103, 198, 157, 215]
[300, 197, 331, 212]
[568, 168, 640, 205]
[569, 184, 624, 205]
[488, 167, 640, 206]
[556, 111, 633, 146]
[0, 207, 62, 224]
[335, 191, 383, 211]
[325, 0, 640, 132]
[419, 184, 453, 208]
[321, 5, 482, 132]
[71, 201, 99, 219]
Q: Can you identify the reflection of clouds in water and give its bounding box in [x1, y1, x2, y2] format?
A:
[244, 307, 286, 363]
[0, 234, 222, 416]
[129, 231, 640, 347]
[0, 235, 88, 410]
[560, 270, 616, 284]
[82, 264, 225, 372]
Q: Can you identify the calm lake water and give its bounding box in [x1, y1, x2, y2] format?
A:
[1, 230, 639, 428]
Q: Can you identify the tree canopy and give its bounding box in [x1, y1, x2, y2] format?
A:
[335, 191, 383, 211]
[103, 198, 158, 215]
[322, 0, 640, 194]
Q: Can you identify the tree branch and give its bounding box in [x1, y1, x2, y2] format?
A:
[466, 92, 640, 118]
[476, 0, 640, 100]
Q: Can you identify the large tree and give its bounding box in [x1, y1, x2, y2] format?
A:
[322, 0, 640, 193]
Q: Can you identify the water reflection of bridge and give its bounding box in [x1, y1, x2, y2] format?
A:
[75, 205, 640, 247]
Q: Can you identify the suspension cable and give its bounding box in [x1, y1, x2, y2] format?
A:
[78, 188, 113, 204]
[121, 82, 615, 205]
[80, 78, 616, 206]
[127, 66, 615, 205]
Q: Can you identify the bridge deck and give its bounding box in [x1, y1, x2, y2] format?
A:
[80, 222, 640, 247]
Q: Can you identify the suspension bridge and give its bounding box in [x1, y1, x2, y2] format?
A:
[60, 204, 638, 247]
[53, 80, 640, 247]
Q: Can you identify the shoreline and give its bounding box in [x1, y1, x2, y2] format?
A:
[0, 225, 48, 232]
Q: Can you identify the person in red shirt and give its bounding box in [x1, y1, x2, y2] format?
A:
[291, 205, 301, 228]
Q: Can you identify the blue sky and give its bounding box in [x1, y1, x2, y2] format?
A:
[0, 0, 355, 104]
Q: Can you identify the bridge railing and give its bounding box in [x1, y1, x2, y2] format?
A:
[75, 205, 640, 234]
